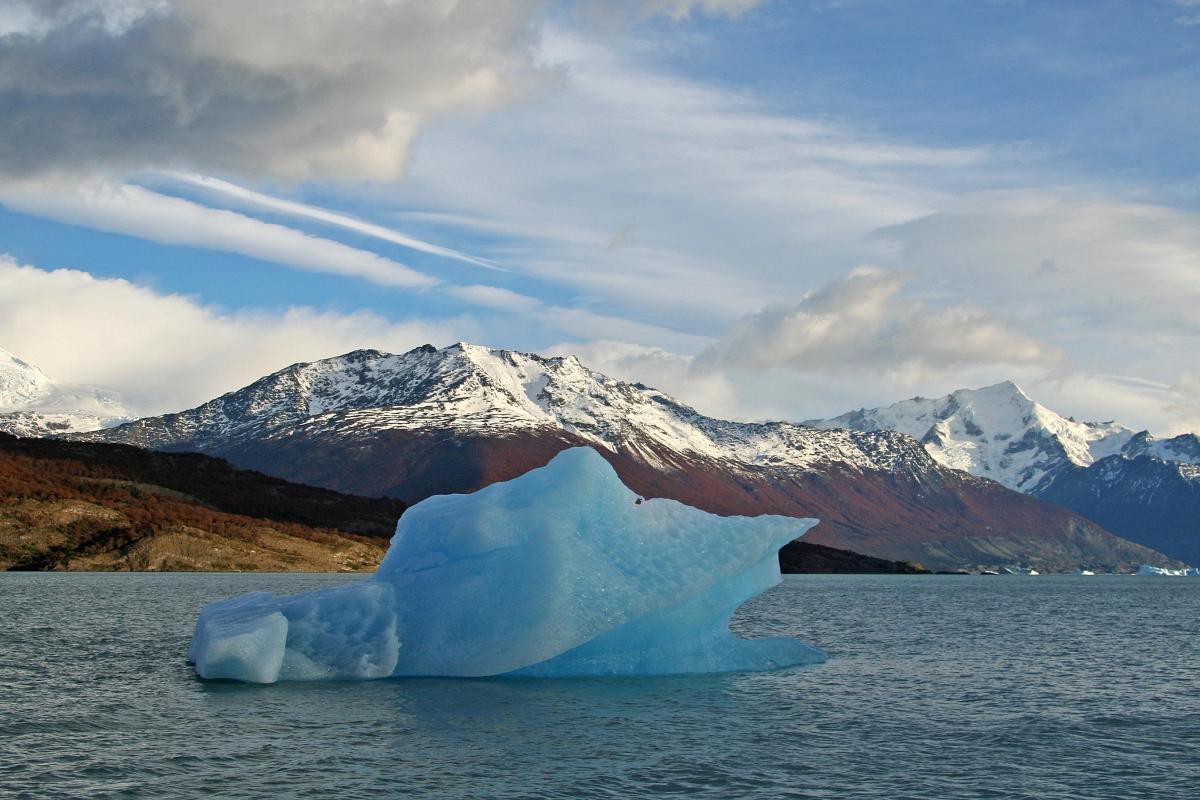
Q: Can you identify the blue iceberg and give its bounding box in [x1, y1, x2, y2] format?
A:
[187, 447, 825, 683]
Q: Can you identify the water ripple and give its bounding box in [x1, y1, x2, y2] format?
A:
[1, 573, 1198, 799]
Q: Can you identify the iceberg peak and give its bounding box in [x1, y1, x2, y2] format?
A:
[188, 447, 825, 683]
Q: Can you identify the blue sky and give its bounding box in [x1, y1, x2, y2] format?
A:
[1, 0, 1198, 433]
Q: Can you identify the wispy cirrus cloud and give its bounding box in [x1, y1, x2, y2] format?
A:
[161, 173, 500, 271]
[389, 28, 997, 326]
[445, 284, 542, 313]
[0, 178, 439, 288]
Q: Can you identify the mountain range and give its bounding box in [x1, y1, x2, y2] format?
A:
[809, 382, 1200, 565]
[75, 343, 1174, 572]
[0, 348, 133, 437]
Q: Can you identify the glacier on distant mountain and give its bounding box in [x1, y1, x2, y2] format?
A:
[808, 381, 1138, 493]
[187, 447, 825, 683]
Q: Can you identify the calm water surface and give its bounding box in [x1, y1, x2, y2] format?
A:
[1, 573, 1197, 799]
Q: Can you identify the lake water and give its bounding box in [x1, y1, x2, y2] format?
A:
[2, 573, 1197, 799]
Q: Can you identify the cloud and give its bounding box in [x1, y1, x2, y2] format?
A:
[3, 253, 1191, 436]
[445, 284, 542, 313]
[384, 26, 995, 327]
[875, 192, 1200, 415]
[587, 0, 764, 22]
[0, 256, 711, 416]
[0, 0, 549, 180]
[540, 305, 712, 355]
[0, 178, 437, 287]
[0, 1, 772, 181]
[645, 0, 763, 17]
[545, 339, 691, 379]
[694, 267, 1058, 377]
[163, 173, 498, 271]
[0, 257, 468, 413]
[1168, 372, 1200, 433]
[541, 338, 743, 418]
[878, 192, 1200, 335]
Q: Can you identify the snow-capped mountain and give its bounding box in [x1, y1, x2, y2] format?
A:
[811, 382, 1200, 565]
[806, 381, 1134, 493]
[89, 342, 919, 475]
[0, 348, 54, 409]
[0, 347, 134, 436]
[80, 343, 1171, 572]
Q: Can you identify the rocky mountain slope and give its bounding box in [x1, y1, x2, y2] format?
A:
[1037, 450, 1200, 566]
[0, 348, 133, 436]
[79, 343, 1172, 572]
[810, 383, 1200, 565]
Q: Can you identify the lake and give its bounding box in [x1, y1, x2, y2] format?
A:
[2, 573, 1197, 799]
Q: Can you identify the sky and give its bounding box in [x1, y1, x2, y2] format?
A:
[0, 0, 1198, 434]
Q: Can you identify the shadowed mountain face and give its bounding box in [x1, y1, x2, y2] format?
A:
[79, 344, 1176, 572]
[1037, 454, 1200, 567]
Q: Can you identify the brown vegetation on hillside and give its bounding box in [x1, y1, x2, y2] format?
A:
[0, 433, 400, 571]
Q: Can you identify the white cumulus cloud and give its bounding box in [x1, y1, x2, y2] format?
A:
[0, 257, 469, 413]
[694, 267, 1059, 377]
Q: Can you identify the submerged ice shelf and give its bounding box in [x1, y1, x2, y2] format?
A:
[187, 447, 825, 683]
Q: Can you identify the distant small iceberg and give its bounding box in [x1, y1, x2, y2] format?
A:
[1137, 565, 1200, 577]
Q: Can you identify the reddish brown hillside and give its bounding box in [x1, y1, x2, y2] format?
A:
[0, 433, 399, 571]
[207, 429, 1175, 572]
[1, 433, 919, 574]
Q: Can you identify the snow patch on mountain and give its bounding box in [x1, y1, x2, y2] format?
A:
[0, 347, 134, 436]
[1122, 431, 1200, 466]
[0, 348, 54, 409]
[84, 343, 931, 476]
[809, 380, 1200, 498]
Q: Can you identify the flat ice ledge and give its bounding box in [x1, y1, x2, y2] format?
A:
[1137, 564, 1200, 577]
[187, 447, 825, 683]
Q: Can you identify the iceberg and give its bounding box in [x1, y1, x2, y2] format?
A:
[187, 447, 826, 683]
[1136, 564, 1200, 577]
